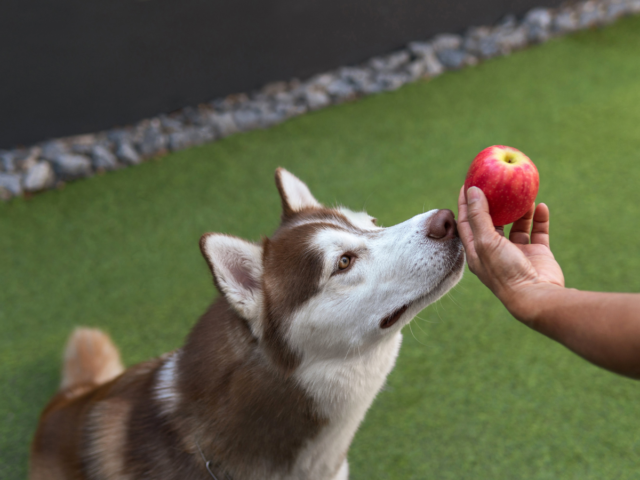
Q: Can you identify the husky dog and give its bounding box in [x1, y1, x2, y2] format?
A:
[31, 168, 464, 480]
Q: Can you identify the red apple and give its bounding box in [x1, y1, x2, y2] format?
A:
[464, 146, 539, 226]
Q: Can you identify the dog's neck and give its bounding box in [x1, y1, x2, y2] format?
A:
[170, 296, 401, 479]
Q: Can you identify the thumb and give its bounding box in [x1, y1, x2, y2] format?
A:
[466, 187, 497, 244]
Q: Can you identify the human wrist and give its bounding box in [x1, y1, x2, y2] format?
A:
[501, 282, 565, 328]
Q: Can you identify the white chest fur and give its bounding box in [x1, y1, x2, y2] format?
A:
[285, 333, 403, 480]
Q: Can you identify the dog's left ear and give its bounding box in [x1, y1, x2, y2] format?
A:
[275, 167, 321, 218]
[200, 234, 263, 323]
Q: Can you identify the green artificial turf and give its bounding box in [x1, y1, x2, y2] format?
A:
[3, 15, 640, 479]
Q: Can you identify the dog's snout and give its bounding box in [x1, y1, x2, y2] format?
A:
[426, 209, 457, 240]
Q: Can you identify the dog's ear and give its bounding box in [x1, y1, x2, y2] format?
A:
[275, 168, 321, 218]
[200, 234, 263, 322]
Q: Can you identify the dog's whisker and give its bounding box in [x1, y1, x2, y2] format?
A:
[363, 193, 373, 211]
[415, 314, 438, 324]
[408, 322, 428, 347]
[433, 299, 445, 322]
[412, 317, 431, 336]
[445, 292, 461, 308]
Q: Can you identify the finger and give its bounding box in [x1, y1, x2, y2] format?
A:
[465, 187, 501, 253]
[509, 202, 535, 245]
[457, 186, 477, 259]
[495, 226, 505, 237]
[531, 203, 550, 248]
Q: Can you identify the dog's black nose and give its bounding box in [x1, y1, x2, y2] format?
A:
[426, 209, 457, 240]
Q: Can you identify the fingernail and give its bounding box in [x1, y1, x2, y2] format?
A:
[467, 187, 481, 204]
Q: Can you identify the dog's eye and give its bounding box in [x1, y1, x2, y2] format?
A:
[338, 255, 351, 270]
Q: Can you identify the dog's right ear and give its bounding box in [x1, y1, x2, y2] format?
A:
[275, 167, 321, 218]
[199, 234, 263, 322]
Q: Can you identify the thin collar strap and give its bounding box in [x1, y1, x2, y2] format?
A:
[195, 440, 231, 480]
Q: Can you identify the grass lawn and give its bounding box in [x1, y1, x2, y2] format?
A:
[3, 15, 640, 479]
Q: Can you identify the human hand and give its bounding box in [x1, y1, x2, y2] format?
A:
[457, 186, 565, 321]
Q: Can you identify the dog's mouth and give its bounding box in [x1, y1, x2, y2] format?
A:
[379, 248, 464, 329]
[380, 304, 410, 329]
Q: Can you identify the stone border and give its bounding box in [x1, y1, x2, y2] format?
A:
[1, 0, 638, 201]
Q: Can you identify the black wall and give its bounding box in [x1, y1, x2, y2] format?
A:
[0, 0, 563, 149]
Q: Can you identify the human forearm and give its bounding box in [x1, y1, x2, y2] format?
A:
[508, 286, 640, 379]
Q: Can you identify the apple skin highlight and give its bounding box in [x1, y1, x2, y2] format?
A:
[464, 146, 539, 227]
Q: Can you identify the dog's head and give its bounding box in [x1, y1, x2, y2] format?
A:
[200, 168, 464, 370]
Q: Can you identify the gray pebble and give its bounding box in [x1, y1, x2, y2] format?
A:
[168, 131, 193, 151]
[137, 125, 167, 157]
[107, 129, 133, 145]
[408, 41, 434, 58]
[524, 8, 553, 30]
[116, 142, 141, 165]
[407, 42, 444, 76]
[13, 148, 40, 173]
[579, 1, 605, 27]
[423, 55, 445, 77]
[247, 99, 274, 119]
[71, 144, 93, 155]
[360, 79, 385, 94]
[160, 116, 184, 132]
[91, 145, 119, 170]
[261, 81, 289, 96]
[431, 34, 463, 52]
[40, 141, 68, 161]
[50, 153, 92, 178]
[464, 27, 501, 58]
[168, 126, 216, 151]
[209, 112, 239, 137]
[406, 61, 426, 81]
[273, 90, 295, 104]
[375, 72, 409, 91]
[326, 78, 356, 100]
[304, 86, 331, 110]
[260, 109, 288, 127]
[1, 151, 15, 172]
[308, 73, 337, 88]
[0, 173, 22, 196]
[183, 106, 205, 125]
[494, 26, 529, 53]
[524, 8, 553, 42]
[23, 161, 55, 192]
[274, 101, 307, 119]
[339, 67, 373, 90]
[554, 9, 579, 32]
[233, 109, 262, 130]
[437, 49, 469, 69]
[198, 126, 217, 143]
[68, 134, 98, 155]
[218, 93, 250, 113]
[369, 51, 410, 72]
[479, 37, 502, 58]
